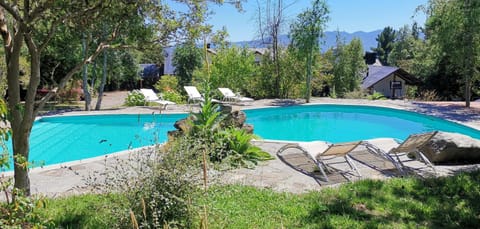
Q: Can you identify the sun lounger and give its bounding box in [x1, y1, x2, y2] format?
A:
[276, 141, 362, 182]
[139, 88, 175, 109]
[362, 131, 438, 174]
[218, 88, 254, 103]
[184, 86, 220, 104]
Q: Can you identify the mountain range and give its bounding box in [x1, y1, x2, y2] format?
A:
[233, 30, 382, 52]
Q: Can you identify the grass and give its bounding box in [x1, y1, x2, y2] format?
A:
[40, 171, 480, 228]
[38, 193, 127, 229]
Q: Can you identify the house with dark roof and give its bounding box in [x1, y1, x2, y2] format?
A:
[362, 65, 421, 99]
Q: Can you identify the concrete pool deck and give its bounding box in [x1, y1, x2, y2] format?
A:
[12, 92, 480, 196]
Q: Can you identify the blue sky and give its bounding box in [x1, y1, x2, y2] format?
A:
[206, 0, 428, 42]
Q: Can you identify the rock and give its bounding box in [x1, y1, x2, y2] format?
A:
[220, 104, 233, 114]
[167, 130, 181, 140]
[242, 124, 254, 134]
[420, 131, 480, 164]
[173, 117, 192, 132]
[228, 110, 247, 128]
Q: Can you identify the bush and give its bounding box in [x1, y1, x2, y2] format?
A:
[418, 89, 439, 101]
[154, 75, 185, 104]
[405, 85, 418, 100]
[343, 89, 368, 99]
[162, 90, 184, 104]
[56, 80, 84, 103]
[367, 91, 387, 100]
[91, 147, 201, 228]
[124, 90, 146, 106]
[172, 97, 273, 169]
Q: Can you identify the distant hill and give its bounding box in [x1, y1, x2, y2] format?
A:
[233, 30, 381, 52]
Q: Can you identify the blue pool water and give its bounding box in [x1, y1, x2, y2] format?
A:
[4, 113, 187, 170]
[3, 104, 480, 170]
[244, 104, 480, 143]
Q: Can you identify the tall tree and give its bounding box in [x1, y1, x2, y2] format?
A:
[289, 0, 329, 103]
[208, 45, 258, 95]
[373, 26, 397, 66]
[426, 0, 480, 106]
[256, 0, 295, 98]
[0, 0, 233, 195]
[329, 35, 366, 97]
[173, 43, 202, 89]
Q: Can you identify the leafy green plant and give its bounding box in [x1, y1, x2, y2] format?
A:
[367, 91, 387, 100]
[418, 89, 439, 101]
[154, 75, 178, 92]
[221, 128, 273, 168]
[344, 89, 368, 99]
[179, 88, 272, 169]
[154, 75, 185, 103]
[162, 90, 184, 104]
[124, 90, 146, 106]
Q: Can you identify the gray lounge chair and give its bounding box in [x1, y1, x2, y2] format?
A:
[276, 141, 362, 182]
[363, 131, 438, 174]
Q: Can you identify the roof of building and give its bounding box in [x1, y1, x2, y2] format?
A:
[139, 64, 161, 79]
[362, 65, 421, 89]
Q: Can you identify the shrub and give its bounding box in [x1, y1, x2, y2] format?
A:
[173, 95, 273, 169]
[367, 91, 387, 100]
[124, 90, 146, 106]
[405, 85, 418, 100]
[418, 89, 439, 101]
[162, 90, 184, 104]
[343, 89, 368, 99]
[154, 75, 178, 92]
[56, 80, 84, 103]
[154, 75, 185, 104]
[91, 147, 201, 228]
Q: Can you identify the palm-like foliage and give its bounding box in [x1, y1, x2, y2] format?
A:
[178, 85, 272, 169]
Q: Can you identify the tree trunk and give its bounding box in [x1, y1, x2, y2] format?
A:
[464, 0, 473, 108]
[7, 32, 32, 196]
[95, 49, 107, 110]
[82, 34, 91, 111]
[306, 52, 313, 103]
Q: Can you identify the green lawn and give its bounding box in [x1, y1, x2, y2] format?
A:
[42, 171, 480, 228]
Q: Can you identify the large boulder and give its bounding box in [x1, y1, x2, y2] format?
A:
[420, 131, 480, 164]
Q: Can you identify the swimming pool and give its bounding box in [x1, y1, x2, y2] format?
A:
[3, 113, 187, 170]
[3, 104, 480, 170]
[244, 104, 480, 143]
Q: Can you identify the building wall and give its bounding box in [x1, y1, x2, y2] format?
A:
[372, 73, 407, 98]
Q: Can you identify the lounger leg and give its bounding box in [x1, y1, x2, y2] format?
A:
[394, 153, 407, 173]
[364, 144, 405, 174]
[345, 155, 361, 177]
[316, 162, 329, 182]
[416, 151, 437, 174]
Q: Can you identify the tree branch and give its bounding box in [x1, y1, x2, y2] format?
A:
[0, 0, 22, 23]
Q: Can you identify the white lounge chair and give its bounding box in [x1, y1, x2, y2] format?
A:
[218, 88, 254, 103]
[184, 86, 204, 104]
[277, 141, 362, 182]
[184, 86, 219, 104]
[363, 131, 438, 174]
[139, 88, 175, 109]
